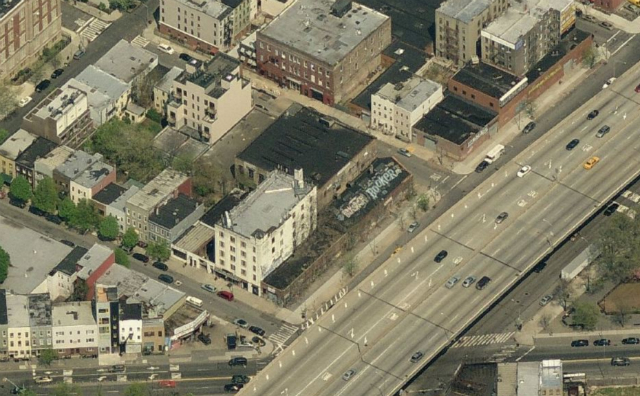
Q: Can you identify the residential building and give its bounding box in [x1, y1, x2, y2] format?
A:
[142, 318, 165, 354]
[0, 290, 7, 359]
[92, 184, 140, 233]
[94, 40, 158, 86]
[224, 0, 252, 42]
[213, 170, 317, 295]
[33, 145, 74, 187]
[235, 105, 377, 209]
[47, 247, 88, 301]
[69, 161, 115, 204]
[52, 301, 98, 357]
[0, 0, 62, 79]
[0, 129, 37, 180]
[435, 0, 508, 65]
[256, 0, 392, 105]
[52, 150, 104, 196]
[27, 294, 53, 356]
[125, 169, 192, 242]
[148, 194, 205, 244]
[68, 68, 130, 125]
[371, 77, 443, 142]
[21, 86, 94, 148]
[75, 244, 116, 299]
[5, 294, 31, 358]
[94, 285, 120, 355]
[14, 138, 58, 188]
[167, 52, 252, 144]
[119, 302, 143, 354]
[153, 66, 183, 114]
[594, 0, 624, 12]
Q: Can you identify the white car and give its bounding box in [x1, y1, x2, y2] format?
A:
[18, 96, 32, 107]
[462, 276, 476, 288]
[233, 318, 249, 328]
[34, 376, 53, 384]
[602, 77, 616, 89]
[517, 165, 532, 178]
[407, 221, 419, 233]
[157, 44, 175, 54]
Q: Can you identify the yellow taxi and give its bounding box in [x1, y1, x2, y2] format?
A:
[583, 156, 600, 170]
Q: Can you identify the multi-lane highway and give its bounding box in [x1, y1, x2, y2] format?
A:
[238, 62, 640, 396]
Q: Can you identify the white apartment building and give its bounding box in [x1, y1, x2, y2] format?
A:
[5, 294, 32, 358]
[119, 303, 143, 354]
[371, 77, 443, 142]
[52, 302, 98, 357]
[213, 170, 317, 295]
[167, 52, 252, 144]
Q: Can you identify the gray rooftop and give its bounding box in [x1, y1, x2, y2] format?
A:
[375, 77, 442, 112]
[94, 40, 158, 84]
[438, 0, 493, 23]
[5, 294, 30, 328]
[75, 66, 130, 101]
[127, 169, 189, 212]
[0, 129, 36, 161]
[259, 0, 389, 66]
[72, 161, 114, 189]
[177, 52, 240, 96]
[517, 362, 539, 396]
[224, 171, 313, 238]
[110, 184, 140, 213]
[156, 66, 183, 93]
[0, 214, 73, 294]
[55, 150, 103, 181]
[76, 244, 114, 280]
[34, 146, 75, 176]
[171, 0, 230, 19]
[482, 8, 541, 46]
[28, 293, 52, 327]
[35, 86, 87, 121]
[174, 223, 216, 252]
[497, 363, 518, 396]
[52, 301, 96, 327]
[64, 79, 112, 110]
[540, 360, 563, 390]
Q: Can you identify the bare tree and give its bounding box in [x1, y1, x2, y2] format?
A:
[342, 255, 358, 278]
[539, 315, 551, 331]
[613, 303, 631, 327]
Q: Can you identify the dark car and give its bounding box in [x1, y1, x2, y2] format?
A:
[587, 110, 599, 120]
[46, 214, 63, 224]
[249, 326, 266, 337]
[622, 337, 640, 345]
[571, 339, 589, 347]
[198, 333, 211, 345]
[566, 139, 580, 150]
[179, 53, 193, 62]
[495, 212, 509, 224]
[35, 79, 51, 92]
[60, 240, 75, 247]
[533, 261, 547, 273]
[152, 261, 169, 271]
[475, 160, 489, 173]
[108, 364, 126, 373]
[522, 121, 536, 134]
[29, 205, 46, 217]
[158, 274, 174, 284]
[410, 351, 424, 363]
[434, 250, 448, 263]
[224, 384, 244, 393]
[604, 203, 619, 216]
[594, 338, 611, 346]
[229, 357, 248, 367]
[596, 125, 610, 138]
[133, 253, 150, 263]
[231, 374, 250, 384]
[51, 68, 64, 79]
[476, 276, 492, 290]
[9, 199, 26, 209]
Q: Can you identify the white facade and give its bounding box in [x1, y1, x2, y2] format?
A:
[5, 294, 32, 358]
[52, 302, 98, 352]
[119, 319, 143, 345]
[371, 77, 443, 142]
[159, 0, 232, 51]
[46, 270, 76, 301]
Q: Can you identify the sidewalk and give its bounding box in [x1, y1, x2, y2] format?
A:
[578, 3, 640, 34]
[70, 1, 122, 22]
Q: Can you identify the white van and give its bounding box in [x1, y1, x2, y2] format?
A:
[186, 296, 203, 307]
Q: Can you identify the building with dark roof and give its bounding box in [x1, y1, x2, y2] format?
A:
[92, 184, 140, 234]
[0, 289, 7, 359]
[148, 194, 205, 244]
[14, 137, 58, 188]
[235, 104, 377, 209]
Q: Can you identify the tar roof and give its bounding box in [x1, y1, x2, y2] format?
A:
[94, 40, 158, 84]
[149, 194, 200, 229]
[15, 138, 57, 169]
[93, 183, 127, 205]
[438, 0, 493, 23]
[437, 94, 497, 126]
[28, 293, 52, 327]
[77, 244, 113, 280]
[526, 29, 591, 83]
[0, 129, 36, 161]
[52, 301, 96, 327]
[200, 189, 248, 228]
[259, 0, 389, 66]
[120, 302, 142, 320]
[127, 169, 188, 212]
[53, 246, 89, 276]
[414, 106, 479, 145]
[375, 77, 441, 112]
[451, 62, 522, 99]
[237, 105, 374, 187]
[72, 161, 114, 189]
[177, 52, 239, 95]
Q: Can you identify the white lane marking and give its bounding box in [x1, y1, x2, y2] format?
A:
[612, 34, 635, 56]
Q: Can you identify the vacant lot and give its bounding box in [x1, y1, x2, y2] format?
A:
[593, 387, 640, 396]
[600, 282, 640, 314]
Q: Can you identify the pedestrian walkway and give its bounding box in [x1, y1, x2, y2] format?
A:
[268, 323, 299, 356]
[452, 332, 516, 348]
[79, 18, 111, 42]
[131, 35, 150, 48]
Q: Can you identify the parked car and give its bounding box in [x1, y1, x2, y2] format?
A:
[234, 319, 249, 328]
[218, 291, 234, 301]
[157, 274, 174, 284]
[198, 333, 211, 345]
[407, 221, 419, 233]
[611, 357, 631, 366]
[226, 333, 237, 349]
[46, 214, 63, 224]
[571, 339, 589, 347]
[539, 295, 553, 306]
[397, 148, 412, 157]
[342, 369, 356, 381]
[35, 79, 51, 92]
[133, 253, 150, 263]
[50, 68, 64, 79]
[137, 241, 148, 248]
[152, 261, 168, 271]
[34, 376, 53, 384]
[622, 337, 640, 345]
[18, 96, 32, 107]
[410, 351, 424, 363]
[604, 203, 620, 216]
[157, 44, 175, 54]
[249, 326, 266, 336]
[201, 284, 217, 293]
[252, 336, 266, 347]
[9, 199, 26, 208]
[587, 110, 599, 120]
[594, 338, 611, 346]
[231, 374, 250, 384]
[522, 121, 536, 134]
[60, 240, 75, 247]
[73, 49, 85, 60]
[29, 205, 47, 217]
[179, 53, 193, 62]
[475, 160, 489, 173]
[602, 77, 616, 89]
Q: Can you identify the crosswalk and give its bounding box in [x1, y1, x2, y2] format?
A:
[131, 35, 150, 48]
[622, 190, 640, 204]
[451, 332, 515, 348]
[268, 323, 298, 355]
[79, 18, 112, 42]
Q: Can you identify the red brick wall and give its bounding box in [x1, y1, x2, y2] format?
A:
[177, 178, 193, 197]
[594, 0, 625, 11]
[90, 171, 117, 199]
[84, 251, 115, 300]
[159, 23, 219, 54]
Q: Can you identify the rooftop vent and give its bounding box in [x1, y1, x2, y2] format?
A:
[331, 0, 352, 18]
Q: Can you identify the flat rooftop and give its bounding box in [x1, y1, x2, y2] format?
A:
[93, 183, 128, 206]
[77, 244, 113, 280]
[482, 8, 539, 47]
[0, 214, 73, 294]
[177, 52, 239, 97]
[164, 303, 207, 335]
[526, 29, 592, 83]
[34, 87, 87, 121]
[55, 150, 103, 181]
[28, 293, 53, 327]
[52, 301, 96, 327]
[237, 104, 374, 188]
[149, 194, 200, 229]
[199, 189, 248, 228]
[153, 126, 210, 160]
[73, 161, 114, 189]
[451, 62, 522, 99]
[414, 105, 479, 145]
[35, 146, 75, 173]
[172, 0, 230, 19]
[156, 66, 183, 93]
[0, 129, 36, 161]
[74, 66, 130, 101]
[95, 284, 118, 303]
[174, 223, 216, 253]
[94, 40, 158, 84]
[127, 169, 188, 212]
[375, 77, 441, 112]
[259, 0, 389, 66]
[438, 0, 493, 23]
[5, 294, 30, 328]
[53, 246, 89, 276]
[15, 138, 57, 169]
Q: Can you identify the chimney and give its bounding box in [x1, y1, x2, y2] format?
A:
[294, 168, 304, 189]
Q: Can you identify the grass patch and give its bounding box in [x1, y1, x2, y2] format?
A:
[592, 387, 640, 396]
[600, 282, 640, 314]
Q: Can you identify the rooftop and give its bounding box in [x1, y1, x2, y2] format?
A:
[171, 0, 230, 19]
[451, 62, 523, 99]
[540, 360, 563, 389]
[55, 150, 103, 181]
[120, 302, 142, 321]
[72, 161, 114, 189]
[223, 171, 313, 239]
[497, 363, 518, 396]
[126, 169, 189, 212]
[52, 301, 96, 327]
[64, 79, 113, 115]
[92, 183, 128, 205]
[173, 223, 216, 253]
[259, 0, 389, 66]
[482, 8, 539, 47]
[149, 193, 200, 229]
[176, 52, 239, 97]
[95, 284, 118, 303]
[52, 246, 89, 276]
[34, 87, 87, 121]
[155, 66, 183, 93]
[5, 294, 30, 327]
[525, 29, 592, 83]
[0, 214, 73, 294]
[237, 104, 374, 187]
[94, 40, 158, 84]
[164, 303, 208, 336]
[153, 126, 210, 160]
[74, 67, 130, 101]
[374, 76, 441, 112]
[28, 293, 52, 327]
[438, 0, 493, 23]
[34, 146, 75, 173]
[15, 138, 57, 169]
[200, 189, 248, 228]
[77, 244, 114, 280]
[0, 0, 23, 21]
[517, 362, 539, 396]
[0, 129, 36, 162]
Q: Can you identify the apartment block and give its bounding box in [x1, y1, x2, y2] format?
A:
[0, 129, 36, 179]
[154, 66, 183, 114]
[142, 318, 165, 354]
[5, 294, 32, 358]
[0, 293, 51, 359]
[256, 0, 391, 105]
[92, 183, 140, 233]
[52, 301, 98, 357]
[119, 303, 143, 354]
[167, 52, 251, 144]
[0, 0, 62, 79]
[27, 294, 53, 356]
[148, 194, 204, 244]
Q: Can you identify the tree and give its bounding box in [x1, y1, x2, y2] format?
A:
[539, 314, 551, 331]
[582, 46, 597, 69]
[124, 383, 150, 396]
[71, 279, 89, 301]
[0, 83, 17, 119]
[69, 199, 99, 232]
[114, 248, 130, 268]
[0, 246, 10, 283]
[10, 176, 32, 202]
[28, 67, 45, 84]
[0, 128, 9, 144]
[342, 255, 358, 278]
[416, 194, 429, 212]
[613, 303, 632, 327]
[39, 348, 58, 365]
[572, 302, 600, 331]
[592, 211, 640, 283]
[32, 177, 59, 215]
[171, 153, 195, 175]
[109, 0, 134, 11]
[132, 74, 157, 108]
[122, 227, 139, 250]
[53, 383, 83, 396]
[146, 239, 170, 262]
[58, 197, 76, 222]
[98, 215, 120, 241]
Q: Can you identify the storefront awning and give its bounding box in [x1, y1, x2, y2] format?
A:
[0, 173, 12, 185]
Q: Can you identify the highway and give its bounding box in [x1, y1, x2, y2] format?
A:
[238, 62, 640, 396]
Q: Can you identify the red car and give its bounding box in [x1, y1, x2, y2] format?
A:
[635, 83, 640, 93]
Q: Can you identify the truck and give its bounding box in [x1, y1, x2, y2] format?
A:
[484, 144, 505, 164]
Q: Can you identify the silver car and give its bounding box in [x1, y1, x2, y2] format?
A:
[342, 369, 356, 381]
[408, 222, 419, 233]
[462, 276, 476, 288]
[445, 276, 460, 289]
[539, 295, 553, 306]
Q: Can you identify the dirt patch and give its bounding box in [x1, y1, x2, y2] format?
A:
[599, 282, 640, 314]
[592, 387, 640, 396]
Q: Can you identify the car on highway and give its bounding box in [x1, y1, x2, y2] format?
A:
[231, 374, 250, 384]
[445, 276, 460, 289]
[495, 212, 509, 224]
[157, 43, 175, 54]
[571, 339, 589, 347]
[60, 240, 75, 247]
[462, 276, 476, 288]
[201, 284, 217, 293]
[18, 96, 32, 107]
[342, 368, 357, 381]
[198, 333, 211, 345]
[233, 319, 249, 328]
[229, 357, 248, 367]
[434, 250, 448, 263]
[34, 376, 53, 384]
[594, 338, 611, 346]
[522, 121, 536, 134]
[603, 203, 619, 216]
[133, 253, 150, 263]
[157, 274, 174, 284]
[410, 351, 424, 363]
[611, 357, 631, 366]
[603, 77, 616, 89]
[407, 221, 419, 233]
[108, 364, 126, 373]
[539, 295, 553, 306]
[533, 261, 547, 273]
[51, 68, 64, 79]
[179, 53, 193, 62]
[596, 125, 610, 138]
[397, 148, 412, 158]
[587, 110, 600, 120]
[517, 165, 531, 178]
[35, 79, 51, 92]
[622, 337, 640, 345]
[249, 326, 266, 336]
[224, 384, 244, 392]
[584, 156, 600, 170]
[476, 276, 491, 290]
[566, 139, 580, 150]
[475, 160, 489, 173]
[152, 261, 168, 271]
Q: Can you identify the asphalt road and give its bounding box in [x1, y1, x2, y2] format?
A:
[237, 49, 640, 396]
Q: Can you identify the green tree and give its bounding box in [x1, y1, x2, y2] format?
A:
[171, 153, 195, 175]
[342, 255, 358, 278]
[109, 0, 134, 11]
[58, 197, 76, 222]
[416, 194, 429, 212]
[122, 227, 139, 250]
[98, 215, 120, 241]
[32, 177, 59, 215]
[146, 239, 170, 262]
[0, 246, 10, 283]
[10, 176, 32, 202]
[0, 83, 18, 119]
[572, 302, 600, 331]
[114, 248, 130, 268]
[71, 279, 89, 301]
[0, 128, 9, 144]
[592, 211, 640, 283]
[124, 383, 150, 396]
[69, 199, 99, 232]
[582, 46, 597, 69]
[39, 348, 58, 365]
